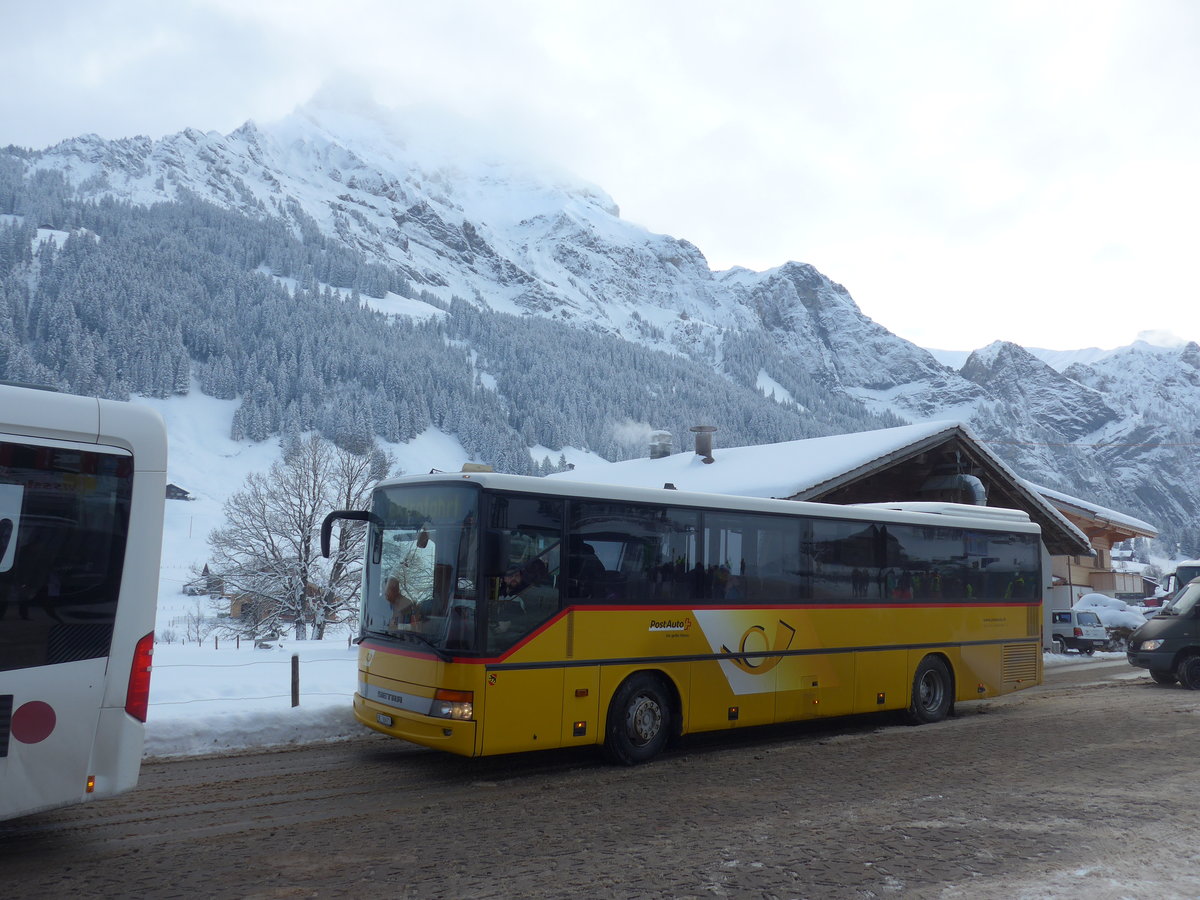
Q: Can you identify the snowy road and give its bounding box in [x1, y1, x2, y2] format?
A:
[2, 658, 1197, 899]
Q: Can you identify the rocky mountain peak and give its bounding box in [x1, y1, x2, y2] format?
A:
[960, 341, 1117, 443]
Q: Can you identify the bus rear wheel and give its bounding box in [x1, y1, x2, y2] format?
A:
[604, 673, 671, 765]
[906, 656, 952, 725]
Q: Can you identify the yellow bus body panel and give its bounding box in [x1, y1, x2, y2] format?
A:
[480, 667, 566, 754]
[355, 602, 1040, 757]
[355, 643, 483, 757]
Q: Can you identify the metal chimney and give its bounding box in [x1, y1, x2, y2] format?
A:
[690, 425, 717, 464]
[649, 430, 673, 459]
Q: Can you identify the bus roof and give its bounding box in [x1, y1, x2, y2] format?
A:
[378, 471, 1041, 535]
[0, 384, 167, 472]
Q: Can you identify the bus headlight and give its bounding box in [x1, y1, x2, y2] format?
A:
[1140, 640, 1164, 651]
[430, 689, 474, 720]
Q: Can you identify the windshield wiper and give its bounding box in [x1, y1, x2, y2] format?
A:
[390, 628, 451, 660]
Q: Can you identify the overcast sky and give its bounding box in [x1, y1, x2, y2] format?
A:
[6, 0, 1198, 352]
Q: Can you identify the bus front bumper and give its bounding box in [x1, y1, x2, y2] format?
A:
[353, 693, 478, 756]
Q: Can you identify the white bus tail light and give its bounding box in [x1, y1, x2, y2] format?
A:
[125, 632, 154, 722]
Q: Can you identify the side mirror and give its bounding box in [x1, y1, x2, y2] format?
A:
[321, 510, 382, 559]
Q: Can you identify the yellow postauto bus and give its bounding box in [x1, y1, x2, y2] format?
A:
[322, 472, 1044, 764]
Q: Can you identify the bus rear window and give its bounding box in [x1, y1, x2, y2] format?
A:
[0, 440, 133, 672]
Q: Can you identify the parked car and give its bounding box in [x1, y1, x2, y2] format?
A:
[1050, 609, 1108, 654]
[1128, 579, 1200, 687]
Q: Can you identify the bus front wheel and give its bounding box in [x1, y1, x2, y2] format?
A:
[604, 673, 671, 765]
[906, 656, 953, 725]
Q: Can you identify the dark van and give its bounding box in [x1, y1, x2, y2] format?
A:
[1127, 579, 1200, 687]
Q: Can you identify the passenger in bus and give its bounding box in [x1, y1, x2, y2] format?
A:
[710, 564, 742, 601]
[1004, 571, 1028, 600]
[380, 528, 437, 629]
[567, 536, 605, 598]
[383, 564, 419, 627]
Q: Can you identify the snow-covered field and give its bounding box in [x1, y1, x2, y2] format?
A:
[145, 639, 359, 758]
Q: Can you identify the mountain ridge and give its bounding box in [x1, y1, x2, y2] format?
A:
[5, 97, 1199, 552]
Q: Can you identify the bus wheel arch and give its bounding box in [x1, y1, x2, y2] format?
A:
[906, 654, 954, 725]
[603, 671, 677, 765]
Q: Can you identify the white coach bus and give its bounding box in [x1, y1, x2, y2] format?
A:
[1, 383, 166, 820]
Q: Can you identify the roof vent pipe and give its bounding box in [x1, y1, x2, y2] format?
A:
[961, 474, 986, 505]
[919, 473, 987, 505]
[650, 430, 673, 459]
[690, 425, 717, 464]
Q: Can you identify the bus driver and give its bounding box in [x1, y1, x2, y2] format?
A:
[494, 559, 556, 632]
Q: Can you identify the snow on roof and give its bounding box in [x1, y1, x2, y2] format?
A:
[1025, 480, 1158, 537]
[549, 421, 959, 498]
[549, 420, 1094, 554]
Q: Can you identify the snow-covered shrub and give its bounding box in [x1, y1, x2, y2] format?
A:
[1074, 593, 1147, 630]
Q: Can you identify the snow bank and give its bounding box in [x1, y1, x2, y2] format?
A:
[145, 640, 360, 758]
[1074, 592, 1148, 629]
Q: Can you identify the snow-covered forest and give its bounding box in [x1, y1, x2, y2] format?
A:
[0, 172, 899, 472]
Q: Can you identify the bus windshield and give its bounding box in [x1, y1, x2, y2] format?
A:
[364, 484, 480, 652]
[1161, 581, 1200, 617]
[1172, 564, 1200, 597]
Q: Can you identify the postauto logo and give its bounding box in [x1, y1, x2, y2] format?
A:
[648, 616, 692, 633]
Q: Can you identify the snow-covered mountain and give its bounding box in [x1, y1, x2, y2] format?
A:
[22, 94, 966, 418]
[5, 93, 1200, 550]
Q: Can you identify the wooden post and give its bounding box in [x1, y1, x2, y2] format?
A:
[291, 654, 300, 707]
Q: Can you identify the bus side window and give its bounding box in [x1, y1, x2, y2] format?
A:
[567, 502, 700, 604]
[483, 494, 562, 652]
[810, 519, 874, 602]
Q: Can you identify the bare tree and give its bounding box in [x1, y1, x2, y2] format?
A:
[208, 434, 394, 640]
[184, 598, 215, 645]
